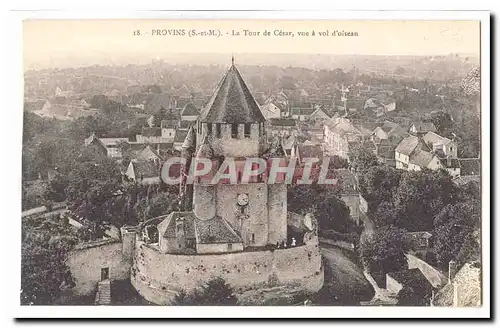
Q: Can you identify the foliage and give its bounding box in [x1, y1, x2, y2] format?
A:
[360, 225, 408, 273]
[348, 143, 380, 173]
[433, 200, 481, 270]
[21, 214, 78, 305]
[172, 277, 238, 305]
[398, 285, 432, 306]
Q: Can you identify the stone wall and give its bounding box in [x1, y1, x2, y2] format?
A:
[405, 253, 447, 288]
[131, 241, 324, 305]
[67, 239, 131, 296]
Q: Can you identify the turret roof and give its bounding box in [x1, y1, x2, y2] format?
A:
[199, 63, 265, 123]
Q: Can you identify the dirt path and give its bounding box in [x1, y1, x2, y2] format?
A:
[314, 245, 374, 305]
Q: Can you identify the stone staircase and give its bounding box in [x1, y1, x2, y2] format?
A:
[95, 280, 111, 305]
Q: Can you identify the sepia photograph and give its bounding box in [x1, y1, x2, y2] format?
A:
[12, 11, 490, 319]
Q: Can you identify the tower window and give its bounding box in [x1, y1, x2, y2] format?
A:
[244, 124, 251, 138]
[231, 124, 238, 139]
[251, 233, 255, 244]
[207, 123, 212, 135]
[216, 123, 221, 138]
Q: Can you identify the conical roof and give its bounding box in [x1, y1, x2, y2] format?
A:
[196, 135, 214, 159]
[182, 125, 196, 150]
[199, 64, 265, 123]
[181, 101, 199, 116]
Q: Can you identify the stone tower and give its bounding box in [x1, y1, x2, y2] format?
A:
[187, 61, 288, 248]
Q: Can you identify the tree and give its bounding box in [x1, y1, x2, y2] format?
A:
[360, 225, 408, 273]
[172, 277, 237, 305]
[348, 143, 379, 173]
[65, 158, 123, 238]
[21, 214, 78, 305]
[398, 285, 432, 306]
[433, 200, 481, 270]
[392, 169, 458, 231]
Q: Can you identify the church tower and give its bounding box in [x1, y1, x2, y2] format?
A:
[190, 59, 287, 248]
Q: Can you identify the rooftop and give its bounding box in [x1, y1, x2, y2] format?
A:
[199, 64, 265, 123]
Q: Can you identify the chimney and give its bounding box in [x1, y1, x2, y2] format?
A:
[448, 260, 458, 283]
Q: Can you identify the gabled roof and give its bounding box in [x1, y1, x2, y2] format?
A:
[133, 145, 163, 161]
[409, 149, 436, 168]
[395, 135, 420, 155]
[423, 131, 453, 147]
[130, 160, 161, 179]
[199, 64, 265, 123]
[410, 121, 437, 133]
[194, 216, 242, 244]
[181, 102, 199, 116]
[292, 107, 316, 116]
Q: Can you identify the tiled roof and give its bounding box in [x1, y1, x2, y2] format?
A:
[459, 158, 481, 176]
[181, 102, 199, 116]
[131, 160, 161, 179]
[269, 118, 297, 127]
[99, 137, 129, 147]
[142, 127, 162, 137]
[292, 107, 316, 116]
[411, 121, 437, 133]
[159, 212, 242, 245]
[161, 119, 177, 129]
[409, 149, 435, 168]
[174, 129, 189, 144]
[395, 135, 419, 155]
[159, 212, 197, 240]
[194, 216, 242, 244]
[199, 64, 265, 123]
[423, 131, 453, 147]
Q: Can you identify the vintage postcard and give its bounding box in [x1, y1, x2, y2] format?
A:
[13, 11, 490, 319]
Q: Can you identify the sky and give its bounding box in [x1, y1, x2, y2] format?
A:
[23, 19, 481, 69]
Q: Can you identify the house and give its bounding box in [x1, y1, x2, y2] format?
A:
[268, 118, 297, 137]
[334, 169, 361, 225]
[385, 269, 434, 303]
[291, 105, 316, 121]
[374, 138, 401, 167]
[125, 160, 162, 185]
[371, 121, 407, 144]
[323, 117, 365, 159]
[308, 107, 330, 122]
[409, 121, 438, 135]
[180, 102, 199, 122]
[363, 94, 397, 117]
[259, 102, 284, 120]
[432, 261, 481, 307]
[136, 127, 165, 144]
[99, 137, 129, 159]
[84, 133, 124, 159]
[395, 135, 442, 172]
[129, 144, 163, 163]
[422, 132, 458, 159]
[161, 119, 177, 142]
